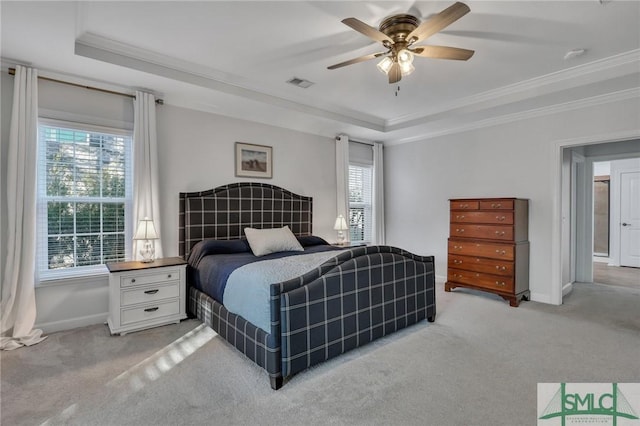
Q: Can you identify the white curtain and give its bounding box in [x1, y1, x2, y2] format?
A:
[132, 91, 163, 260]
[1, 65, 46, 350]
[372, 142, 386, 245]
[336, 134, 350, 242]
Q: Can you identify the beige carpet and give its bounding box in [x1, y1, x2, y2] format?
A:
[2, 281, 639, 426]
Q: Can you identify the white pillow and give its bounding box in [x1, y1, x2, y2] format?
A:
[244, 226, 304, 257]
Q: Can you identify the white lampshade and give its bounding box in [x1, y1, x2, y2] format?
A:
[133, 217, 159, 240]
[333, 215, 349, 231]
[376, 56, 394, 74]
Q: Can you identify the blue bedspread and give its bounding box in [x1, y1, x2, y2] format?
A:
[187, 236, 341, 303]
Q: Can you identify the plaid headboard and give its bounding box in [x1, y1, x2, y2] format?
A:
[179, 182, 313, 257]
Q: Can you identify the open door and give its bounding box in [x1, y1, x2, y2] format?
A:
[620, 171, 640, 267]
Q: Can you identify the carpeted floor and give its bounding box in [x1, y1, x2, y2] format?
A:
[2, 281, 639, 426]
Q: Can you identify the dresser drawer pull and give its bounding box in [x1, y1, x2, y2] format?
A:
[496, 216, 505, 221]
[495, 281, 506, 286]
[491, 203, 502, 208]
[144, 289, 159, 295]
[131, 278, 136, 283]
[495, 250, 506, 255]
[456, 228, 464, 233]
[454, 245, 462, 250]
[495, 266, 507, 271]
[454, 274, 463, 279]
[453, 260, 462, 264]
[167, 274, 172, 279]
[456, 215, 465, 220]
[144, 307, 159, 312]
[495, 231, 506, 236]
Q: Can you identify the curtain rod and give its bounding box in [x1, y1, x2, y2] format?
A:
[8, 67, 163, 105]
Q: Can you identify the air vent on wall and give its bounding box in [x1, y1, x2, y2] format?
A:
[286, 77, 314, 88]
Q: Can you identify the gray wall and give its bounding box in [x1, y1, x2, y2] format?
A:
[384, 96, 640, 303]
[0, 76, 336, 332]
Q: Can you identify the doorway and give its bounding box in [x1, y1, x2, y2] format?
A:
[571, 147, 640, 291]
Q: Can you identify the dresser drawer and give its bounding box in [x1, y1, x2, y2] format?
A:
[479, 200, 514, 210]
[450, 211, 514, 225]
[448, 268, 515, 292]
[120, 268, 181, 287]
[448, 239, 515, 260]
[121, 282, 180, 307]
[450, 200, 479, 210]
[121, 299, 180, 325]
[450, 224, 514, 241]
[448, 254, 513, 276]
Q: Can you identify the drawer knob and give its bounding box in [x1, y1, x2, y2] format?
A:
[168, 274, 172, 279]
[491, 203, 502, 208]
[144, 307, 159, 312]
[497, 216, 505, 221]
[131, 278, 136, 283]
[456, 215, 465, 219]
[454, 260, 462, 264]
[456, 228, 464, 233]
[495, 250, 506, 255]
[495, 281, 506, 286]
[144, 289, 159, 295]
[495, 266, 506, 271]
[495, 231, 505, 236]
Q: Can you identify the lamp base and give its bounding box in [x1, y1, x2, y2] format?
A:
[139, 240, 155, 263]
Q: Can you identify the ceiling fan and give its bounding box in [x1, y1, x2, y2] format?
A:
[327, 1, 474, 84]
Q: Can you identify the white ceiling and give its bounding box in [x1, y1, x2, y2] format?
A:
[2, 1, 639, 144]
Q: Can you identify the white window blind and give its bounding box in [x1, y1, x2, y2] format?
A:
[37, 120, 133, 281]
[348, 164, 373, 243]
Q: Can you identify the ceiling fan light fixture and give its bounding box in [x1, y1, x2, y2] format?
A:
[397, 49, 414, 65]
[399, 61, 415, 76]
[377, 56, 394, 74]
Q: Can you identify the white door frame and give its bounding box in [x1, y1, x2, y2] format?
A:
[551, 130, 640, 305]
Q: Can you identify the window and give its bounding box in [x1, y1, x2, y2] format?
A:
[348, 164, 373, 243]
[37, 120, 133, 281]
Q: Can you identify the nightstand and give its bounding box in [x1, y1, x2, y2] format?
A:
[332, 242, 367, 248]
[106, 257, 187, 335]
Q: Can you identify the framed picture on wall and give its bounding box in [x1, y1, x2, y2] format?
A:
[235, 142, 273, 179]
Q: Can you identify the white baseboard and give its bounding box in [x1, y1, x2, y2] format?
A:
[529, 291, 555, 305]
[36, 312, 108, 334]
[562, 282, 574, 297]
[435, 274, 447, 283]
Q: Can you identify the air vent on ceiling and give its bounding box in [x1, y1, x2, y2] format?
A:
[286, 77, 314, 88]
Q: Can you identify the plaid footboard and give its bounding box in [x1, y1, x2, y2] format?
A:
[188, 287, 281, 378]
[276, 246, 435, 378]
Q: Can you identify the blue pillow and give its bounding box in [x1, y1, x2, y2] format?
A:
[297, 235, 330, 247]
[187, 238, 250, 266]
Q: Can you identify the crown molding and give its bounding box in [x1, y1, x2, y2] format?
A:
[385, 49, 640, 132]
[74, 32, 385, 132]
[386, 87, 640, 146]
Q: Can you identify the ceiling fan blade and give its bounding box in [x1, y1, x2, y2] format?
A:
[327, 52, 388, 70]
[406, 2, 470, 44]
[411, 45, 474, 60]
[342, 17, 394, 44]
[388, 63, 402, 84]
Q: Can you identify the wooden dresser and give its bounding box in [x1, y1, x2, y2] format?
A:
[445, 198, 530, 307]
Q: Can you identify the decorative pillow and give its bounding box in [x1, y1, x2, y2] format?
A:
[244, 226, 304, 257]
[187, 238, 250, 266]
[297, 235, 330, 247]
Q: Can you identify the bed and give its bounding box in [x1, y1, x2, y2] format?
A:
[179, 182, 435, 389]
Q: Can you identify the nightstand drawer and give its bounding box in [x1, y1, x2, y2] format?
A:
[121, 282, 180, 307]
[121, 299, 180, 325]
[120, 268, 181, 287]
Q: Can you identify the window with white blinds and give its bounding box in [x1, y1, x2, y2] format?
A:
[348, 164, 373, 243]
[37, 120, 133, 281]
